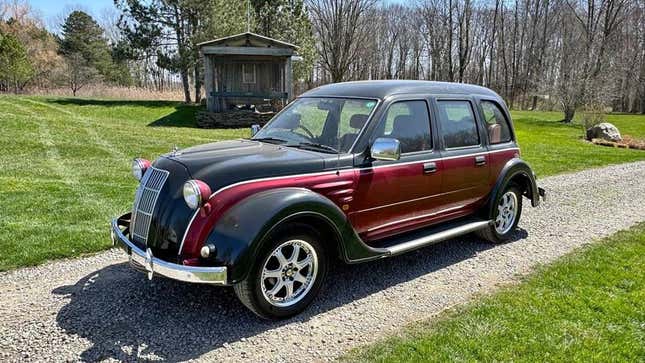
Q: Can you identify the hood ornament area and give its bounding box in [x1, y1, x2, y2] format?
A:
[169, 145, 181, 157]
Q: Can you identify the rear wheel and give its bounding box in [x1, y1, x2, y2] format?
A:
[477, 185, 523, 243]
[234, 224, 327, 319]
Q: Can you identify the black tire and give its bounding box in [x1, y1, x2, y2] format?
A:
[233, 223, 328, 319]
[477, 185, 523, 243]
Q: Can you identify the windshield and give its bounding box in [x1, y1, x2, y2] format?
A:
[252, 97, 378, 153]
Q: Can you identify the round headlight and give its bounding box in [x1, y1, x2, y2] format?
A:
[132, 158, 151, 181]
[183, 179, 212, 210]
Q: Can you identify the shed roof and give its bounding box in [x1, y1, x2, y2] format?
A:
[198, 32, 298, 49]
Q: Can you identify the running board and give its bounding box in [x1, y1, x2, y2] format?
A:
[384, 220, 492, 256]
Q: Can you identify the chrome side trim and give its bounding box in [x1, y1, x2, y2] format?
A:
[178, 208, 201, 256]
[112, 217, 228, 285]
[386, 220, 491, 256]
[178, 147, 519, 254]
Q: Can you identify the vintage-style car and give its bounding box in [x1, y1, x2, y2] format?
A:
[111, 80, 545, 319]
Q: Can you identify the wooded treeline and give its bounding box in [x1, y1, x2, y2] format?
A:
[0, 0, 643, 121]
[308, 0, 644, 119]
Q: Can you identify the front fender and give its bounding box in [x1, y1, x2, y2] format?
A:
[204, 187, 376, 283]
[486, 158, 542, 217]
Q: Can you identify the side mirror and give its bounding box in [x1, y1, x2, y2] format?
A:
[250, 124, 261, 136]
[370, 137, 401, 161]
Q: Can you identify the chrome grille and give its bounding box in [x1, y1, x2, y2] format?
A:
[131, 166, 169, 245]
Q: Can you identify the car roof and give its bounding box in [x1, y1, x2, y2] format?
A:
[300, 80, 501, 101]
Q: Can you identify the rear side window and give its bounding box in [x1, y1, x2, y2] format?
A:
[375, 100, 432, 154]
[436, 101, 480, 148]
[480, 101, 512, 144]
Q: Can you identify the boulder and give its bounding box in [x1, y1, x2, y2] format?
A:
[586, 122, 622, 142]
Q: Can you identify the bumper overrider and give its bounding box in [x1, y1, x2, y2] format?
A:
[110, 213, 228, 285]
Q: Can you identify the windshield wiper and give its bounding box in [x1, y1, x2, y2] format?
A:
[253, 137, 288, 144]
[293, 142, 339, 154]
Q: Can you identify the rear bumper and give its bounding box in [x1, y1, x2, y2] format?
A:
[111, 214, 228, 285]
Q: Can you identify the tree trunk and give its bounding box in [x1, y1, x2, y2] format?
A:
[194, 62, 202, 104]
[562, 104, 575, 123]
[180, 69, 191, 104]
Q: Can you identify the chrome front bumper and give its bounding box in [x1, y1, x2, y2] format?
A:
[110, 215, 228, 285]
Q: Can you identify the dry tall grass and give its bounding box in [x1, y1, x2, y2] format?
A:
[27, 85, 186, 101]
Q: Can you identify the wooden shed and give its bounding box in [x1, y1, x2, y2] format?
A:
[198, 32, 298, 113]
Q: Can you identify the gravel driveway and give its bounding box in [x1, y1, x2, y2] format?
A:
[1, 161, 644, 362]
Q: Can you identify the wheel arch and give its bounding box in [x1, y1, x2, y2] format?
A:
[203, 187, 353, 283]
[484, 158, 540, 219]
[263, 211, 346, 262]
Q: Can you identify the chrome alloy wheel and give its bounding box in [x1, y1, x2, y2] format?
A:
[260, 239, 318, 307]
[495, 191, 518, 234]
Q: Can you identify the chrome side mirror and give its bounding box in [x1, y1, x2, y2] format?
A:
[370, 137, 401, 161]
[250, 124, 261, 136]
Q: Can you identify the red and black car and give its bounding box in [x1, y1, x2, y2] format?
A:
[111, 80, 545, 319]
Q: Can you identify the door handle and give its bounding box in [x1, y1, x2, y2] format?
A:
[475, 155, 487, 166]
[423, 162, 437, 174]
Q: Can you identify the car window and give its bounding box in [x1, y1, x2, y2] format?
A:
[253, 97, 378, 153]
[374, 100, 432, 154]
[480, 101, 512, 144]
[436, 100, 480, 148]
[337, 100, 377, 152]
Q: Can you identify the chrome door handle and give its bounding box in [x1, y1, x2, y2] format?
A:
[423, 162, 437, 174]
[475, 155, 487, 166]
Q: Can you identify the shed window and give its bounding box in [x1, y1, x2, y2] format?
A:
[242, 64, 256, 84]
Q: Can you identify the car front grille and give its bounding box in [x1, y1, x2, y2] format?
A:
[131, 166, 169, 245]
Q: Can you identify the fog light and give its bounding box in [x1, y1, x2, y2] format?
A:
[200, 244, 215, 258]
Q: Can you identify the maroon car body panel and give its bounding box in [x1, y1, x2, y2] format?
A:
[349, 160, 445, 241]
[180, 170, 356, 259]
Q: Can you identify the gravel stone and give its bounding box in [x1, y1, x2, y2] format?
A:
[1, 161, 644, 362]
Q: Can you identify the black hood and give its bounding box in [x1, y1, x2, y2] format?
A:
[164, 139, 328, 192]
[141, 139, 345, 259]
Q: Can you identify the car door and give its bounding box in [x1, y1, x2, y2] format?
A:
[433, 98, 490, 213]
[349, 99, 444, 241]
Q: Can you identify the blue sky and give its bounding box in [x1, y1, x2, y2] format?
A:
[28, 0, 115, 31]
[30, 0, 114, 17]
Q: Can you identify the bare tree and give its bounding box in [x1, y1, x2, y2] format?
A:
[307, 0, 376, 82]
[555, 0, 627, 122]
[63, 52, 100, 96]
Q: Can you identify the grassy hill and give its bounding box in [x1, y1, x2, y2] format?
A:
[0, 95, 643, 270]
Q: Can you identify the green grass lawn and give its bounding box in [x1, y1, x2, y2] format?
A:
[0, 95, 643, 271]
[344, 223, 645, 362]
[512, 110, 645, 176]
[0, 96, 246, 270]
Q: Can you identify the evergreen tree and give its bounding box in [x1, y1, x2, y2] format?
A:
[251, 0, 315, 85]
[0, 30, 34, 92]
[59, 11, 122, 85]
[117, 0, 212, 103]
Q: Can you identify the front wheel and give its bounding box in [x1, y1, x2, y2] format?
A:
[477, 185, 523, 243]
[233, 224, 327, 319]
